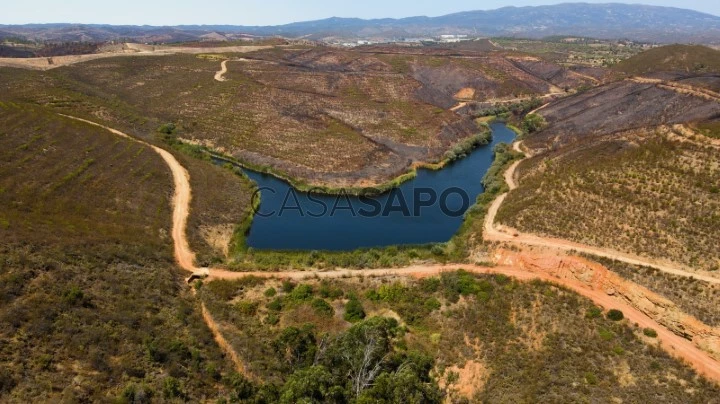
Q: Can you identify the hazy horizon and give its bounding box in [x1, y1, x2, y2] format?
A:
[2, 1, 719, 27]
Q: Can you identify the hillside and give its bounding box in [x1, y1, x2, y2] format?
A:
[0, 46, 594, 189]
[614, 44, 720, 75]
[524, 76, 720, 150]
[2, 4, 720, 43]
[196, 273, 720, 402]
[499, 71, 720, 274]
[0, 102, 247, 401]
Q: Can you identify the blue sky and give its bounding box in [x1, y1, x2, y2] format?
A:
[3, 1, 718, 25]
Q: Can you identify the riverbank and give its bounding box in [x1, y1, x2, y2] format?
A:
[205, 128, 492, 197]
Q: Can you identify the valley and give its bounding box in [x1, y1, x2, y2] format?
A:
[1, 8, 720, 401]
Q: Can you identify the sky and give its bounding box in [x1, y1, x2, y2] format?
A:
[2, 0, 719, 26]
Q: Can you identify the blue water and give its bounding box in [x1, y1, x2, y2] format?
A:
[237, 122, 515, 250]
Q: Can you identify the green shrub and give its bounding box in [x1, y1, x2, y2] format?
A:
[424, 297, 441, 311]
[266, 313, 280, 326]
[236, 301, 259, 316]
[419, 277, 441, 293]
[585, 306, 603, 319]
[607, 309, 625, 321]
[522, 113, 547, 134]
[162, 377, 183, 399]
[288, 284, 313, 301]
[365, 289, 381, 301]
[225, 372, 255, 400]
[311, 298, 335, 317]
[267, 297, 283, 312]
[62, 286, 86, 305]
[157, 123, 176, 135]
[319, 281, 343, 299]
[584, 372, 598, 385]
[264, 287, 277, 297]
[643, 328, 658, 338]
[344, 297, 366, 323]
[282, 280, 296, 293]
[378, 283, 406, 302]
[598, 328, 615, 341]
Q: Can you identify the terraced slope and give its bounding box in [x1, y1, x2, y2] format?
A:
[501, 123, 720, 273]
[524, 78, 720, 151]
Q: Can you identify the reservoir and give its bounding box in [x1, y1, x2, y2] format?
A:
[238, 122, 515, 250]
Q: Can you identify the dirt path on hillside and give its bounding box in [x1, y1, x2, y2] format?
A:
[63, 116, 720, 384]
[483, 141, 720, 285]
[0, 43, 275, 71]
[630, 77, 720, 102]
[214, 60, 228, 82]
[60, 115, 198, 272]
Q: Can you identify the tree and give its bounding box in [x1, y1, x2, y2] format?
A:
[279, 365, 340, 403]
[329, 317, 400, 397]
[344, 296, 366, 323]
[273, 325, 317, 369]
[607, 309, 624, 321]
[522, 113, 547, 134]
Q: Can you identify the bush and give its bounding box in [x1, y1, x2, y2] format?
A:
[598, 328, 615, 341]
[607, 309, 625, 321]
[378, 283, 406, 303]
[319, 281, 343, 299]
[584, 372, 598, 385]
[288, 284, 313, 301]
[311, 298, 335, 317]
[162, 377, 183, 399]
[266, 313, 280, 326]
[236, 301, 259, 316]
[267, 298, 283, 312]
[365, 289, 381, 301]
[264, 287, 277, 297]
[585, 306, 603, 319]
[157, 123, 176, 135]
[282, 280, 296, 293]
[424, 297, 441, 311]
[344, 297, 366, 323]
[643, 328, 658, 338]
[522, 113, 547, 134]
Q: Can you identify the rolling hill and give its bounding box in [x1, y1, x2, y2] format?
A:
[2, 3, 720, 44]
[614, 44, 720, 75]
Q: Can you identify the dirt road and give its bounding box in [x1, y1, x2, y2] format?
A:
[60, 115, 197, 272]
[214, 60, 228, 82]
[630, 77, 720, 102]
[484, 141, 720, 285]
[0, 43, 274, 71]
[63, 115, 720, 383]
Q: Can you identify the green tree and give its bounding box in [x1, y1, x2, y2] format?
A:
[273, 325, 317, 369]
[344, 296, 366, 323]
[607, 309, 625, 321]
[279, 366, 340, 403]
[522, 113, 547, 134]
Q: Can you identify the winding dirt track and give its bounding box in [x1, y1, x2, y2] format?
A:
[61, 115, 720, 383]
[484, 141, 720, 285]
[214, 60, 228, 82]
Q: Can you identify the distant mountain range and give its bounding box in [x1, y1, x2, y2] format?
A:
[2, 3, 720, 44]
